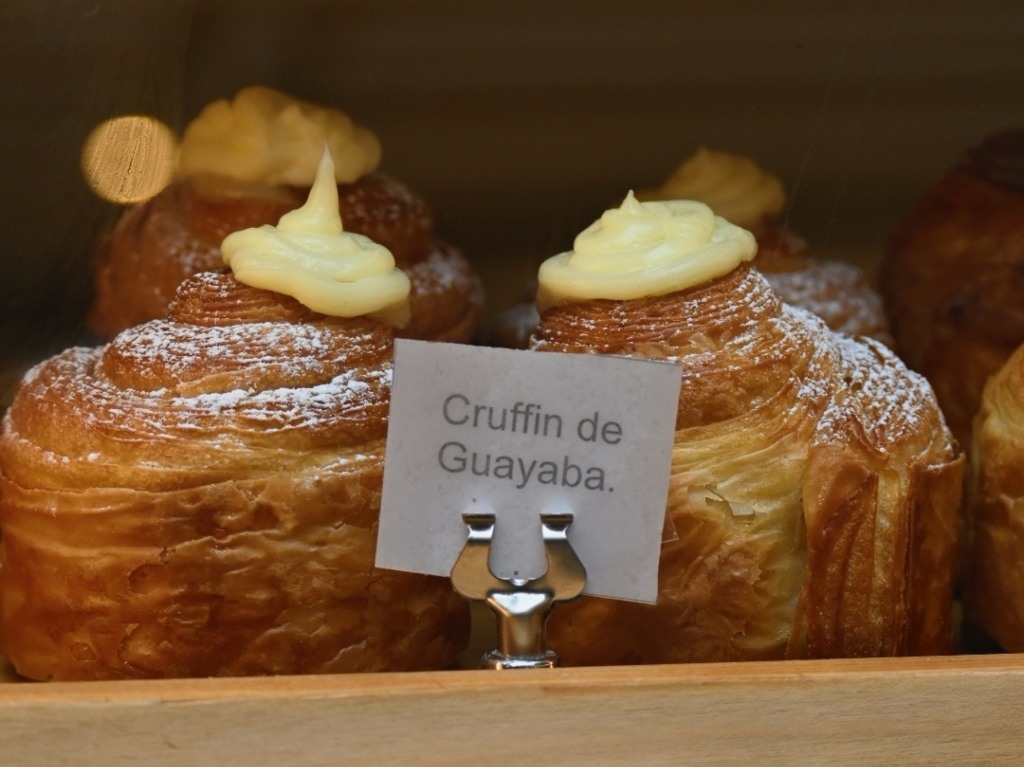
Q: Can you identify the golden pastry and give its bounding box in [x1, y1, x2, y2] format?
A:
[966, 341, 1024, 651]
[532, 194, 962, 664]
[0, 153, 469, 680]
[879, 128, 1024, 449]
[89, 85, 483, 342]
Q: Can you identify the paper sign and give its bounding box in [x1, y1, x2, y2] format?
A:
[376, 339, 682, 603]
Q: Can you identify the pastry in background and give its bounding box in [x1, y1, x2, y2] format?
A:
[968, 342, 1024, 652]
[0, 153, 469, 681]
[486, 276, 541, 349]
[89, 85, 484, 342]
[488, 148, 891, 349]
[636, 149, 892, 345]
[533, 194, 962, 665]
[879, 128, 1024, 449]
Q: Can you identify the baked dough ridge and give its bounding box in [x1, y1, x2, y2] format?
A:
[0, 272, 469, 680]
[532, 264, 962, 664]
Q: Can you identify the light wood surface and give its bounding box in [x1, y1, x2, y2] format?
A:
[2, 653, 1022, 765]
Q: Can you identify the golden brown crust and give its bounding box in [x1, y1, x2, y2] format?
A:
[967, 343, 1024, 651]
[533, 264, 962, 664]
[89, 173, 484, 342]
[0, 272, 469, 680]
[880, 130, 1024, 448]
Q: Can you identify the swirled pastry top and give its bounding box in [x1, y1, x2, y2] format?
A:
[536, 193, 756, 311]
[635, 148, 786, 234]
[178, 86, 382, 186]
[222, 150, 411, 326]
[1, 272, 395, 494]
[533, 263, 962, 662]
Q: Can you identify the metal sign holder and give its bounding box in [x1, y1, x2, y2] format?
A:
[450, 512, 587, 670]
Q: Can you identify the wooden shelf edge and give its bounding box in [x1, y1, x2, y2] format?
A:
[1, 652, 1022, 702]
[1, 654, 1022, 766]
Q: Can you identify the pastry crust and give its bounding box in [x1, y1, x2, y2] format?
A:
[532, 264, 962, 664]
[967, 343, 1024, 651]
[880, 129, 1024, 448]
[0, 271, 469, 680]
[89, 173, 484, 342]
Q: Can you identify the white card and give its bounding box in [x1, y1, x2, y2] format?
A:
[376, 339, 682, 603]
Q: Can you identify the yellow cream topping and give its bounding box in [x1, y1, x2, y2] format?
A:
[178, 86, 382, 186]
[636, 148, 785, 234]
[536, 192, 756, 311]
[221, 149, 410, 325]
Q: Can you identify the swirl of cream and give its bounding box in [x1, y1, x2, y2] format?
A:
[178, 85, 382, 186]
[636, 148, 785, 234]
[536, 192, 756, 311]
[222, 149, 411, 326]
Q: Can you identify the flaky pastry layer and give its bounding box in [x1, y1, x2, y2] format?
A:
[532, 264, 962, 664]
[0, 272, 468, 680]
[968, 343, 1024, 651]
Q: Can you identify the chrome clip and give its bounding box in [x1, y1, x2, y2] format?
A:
[450, 512, 587, 670]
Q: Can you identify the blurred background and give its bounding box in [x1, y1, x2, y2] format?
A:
[2, 0, 1024, 402]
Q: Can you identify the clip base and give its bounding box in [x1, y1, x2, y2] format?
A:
[481, 649, 559, 671]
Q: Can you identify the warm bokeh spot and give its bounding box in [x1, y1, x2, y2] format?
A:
[81, 115, 178, 203]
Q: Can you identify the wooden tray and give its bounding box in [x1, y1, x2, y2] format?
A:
[2, 652, 1022, 766]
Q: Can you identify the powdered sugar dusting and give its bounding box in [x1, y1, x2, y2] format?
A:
[406, 241, 484, 307]
[0, 295, 397, 495]
[764, 260, 891, 344]
[816, 334, 936, 448]
[172, 366, 391, 430]
[99, 310, 386, 397]
[532, 263, 948, 454]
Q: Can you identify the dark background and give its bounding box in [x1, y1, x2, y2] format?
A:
[2, 0, 1024, 401]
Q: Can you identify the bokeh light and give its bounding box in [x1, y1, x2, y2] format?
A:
[81, 115, 178, 203]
